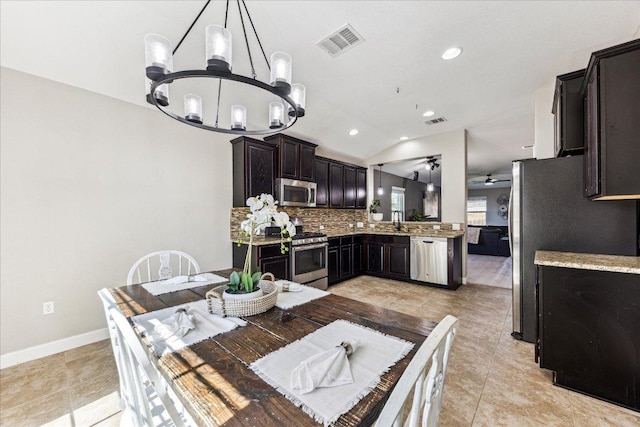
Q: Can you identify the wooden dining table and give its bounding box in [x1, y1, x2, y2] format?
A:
[107, 269, 438, 427]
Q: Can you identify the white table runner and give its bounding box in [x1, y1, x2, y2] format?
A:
[250, 319, 414, 426]
[141, 273, 227, 296]
[275, 280, 329, 309]
[132, 299, 245, 356]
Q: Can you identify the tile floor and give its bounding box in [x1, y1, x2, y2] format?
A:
[2, 271, 639, 426]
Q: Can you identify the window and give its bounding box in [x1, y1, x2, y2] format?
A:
[391, 186, 405, 221]
[467, 196, 487, 225]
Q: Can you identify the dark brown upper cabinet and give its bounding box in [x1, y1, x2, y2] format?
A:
[552, 69, 585, 157]
[316, 156, 367, 209]
[343, 165, 357, 208]
[263, 133, 317, 182]
[582, 39, 640, 200]
[314, 157, 330, 207]
[230, 137, 276, 207]
[329, 161, 344, 208]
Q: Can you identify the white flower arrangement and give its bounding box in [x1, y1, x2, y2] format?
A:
[232, 194, 296, 293]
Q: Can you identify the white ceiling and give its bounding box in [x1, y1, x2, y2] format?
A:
[2, 1, 639, 184]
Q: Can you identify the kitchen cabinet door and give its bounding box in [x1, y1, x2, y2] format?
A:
[340, 245, 353, 278]
[260, 256, 290, 281]
[299, 144, 316, 181]
[356, 168, 367, 209]
[366, 242, 385, 274]
[329, 162, 344, 208]
[279, 138, 299, 179]
[538, 266, 640, 410]
[328, 246, 340, 284]
[386, 243, 410, 279]
[582, 40, 640, 200]
[343, 166, 357, 208]
[552, 70, 585, 157]
[315, 157, 329, 207]
[231, 137, 276, 207]
[353, 240, 363, 275]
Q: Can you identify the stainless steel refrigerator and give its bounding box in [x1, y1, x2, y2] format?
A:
[510, 155, 639, 343]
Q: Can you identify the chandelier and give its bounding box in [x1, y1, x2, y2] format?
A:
[144, 0, 306, 135]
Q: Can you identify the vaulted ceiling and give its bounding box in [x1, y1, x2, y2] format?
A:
[2, 1, 638, 181]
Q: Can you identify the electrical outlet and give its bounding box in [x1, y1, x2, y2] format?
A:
[356, 222, 364, 228]
[433, 224, 441, 230]
[43, 301, 54, 315]
[452, 223, 461, 230]
[319, 225, 325, 230]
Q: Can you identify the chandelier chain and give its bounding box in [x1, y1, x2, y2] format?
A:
[241, 0, 270, 71]
[236, 0, 257, 79]
[172, 0, 211, 56]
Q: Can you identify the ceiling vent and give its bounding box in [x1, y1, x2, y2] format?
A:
[425, 117, 447, 125]
[316, 24, 364, 58]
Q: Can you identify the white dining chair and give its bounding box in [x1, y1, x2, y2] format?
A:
[375, 315, 459, 427]
[127, 250, 201, 285]
[98, 288, 194, 427]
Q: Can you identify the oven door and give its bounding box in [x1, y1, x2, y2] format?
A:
[291, 243, 328, 284]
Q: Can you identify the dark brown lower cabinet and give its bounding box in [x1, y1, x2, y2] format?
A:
[328, 236, 361, 285]
[364, 235, 410, 280]
[232, 243, 290, 281]
[538, 265, 640, 411]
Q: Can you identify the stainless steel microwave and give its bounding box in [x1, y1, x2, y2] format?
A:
[276, 178, 317, 207]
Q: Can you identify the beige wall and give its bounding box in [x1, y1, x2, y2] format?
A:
[0, 68, 233, 355]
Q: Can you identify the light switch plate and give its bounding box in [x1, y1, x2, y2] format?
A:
[369, 224, 375, 228]
[452, 223, 461, 230]
[433, 224, 441, 230]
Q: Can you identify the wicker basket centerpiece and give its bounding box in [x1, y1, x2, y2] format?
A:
[206, 273, 278, 317]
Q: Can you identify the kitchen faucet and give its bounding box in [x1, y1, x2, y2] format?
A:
[392, 210, 402, 231]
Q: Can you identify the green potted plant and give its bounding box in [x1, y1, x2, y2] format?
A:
[230, 194, 295, 300]
[369, 198, 383, 221]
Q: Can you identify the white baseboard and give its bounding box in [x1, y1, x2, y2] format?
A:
[0, 328, 109, 370]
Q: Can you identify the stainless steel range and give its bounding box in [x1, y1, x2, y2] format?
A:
[290, 231, 328, 290]
[266, 226, 328, 290]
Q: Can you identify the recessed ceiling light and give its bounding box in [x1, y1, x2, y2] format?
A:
[441, 47, 462, 60]
[349, 129, 359, 136]
[400, 136, 408, 141]
[423, 110, 435, 117]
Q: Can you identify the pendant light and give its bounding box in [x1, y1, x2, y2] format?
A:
[377, 164, 384, 196]
[425, 156, 439, 192]
[144, 0, 307, 135]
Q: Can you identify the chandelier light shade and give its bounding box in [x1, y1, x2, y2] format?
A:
[270, 52, 292, 94]
[145, 78, 169, 106]
[231, 105, 247, 131]
[269, 101, 285, 129]
[145, 0, 306, 135]
[205, 25, 232, 73]
[184, 94, 203, 124]
[377, 164, 384, 196]
[427, 182, 435, 192]
[289, 84, 306, 117]
[144, 34, 173, 80]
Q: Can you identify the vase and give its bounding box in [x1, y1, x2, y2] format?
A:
[222, 287, 264, 301]
[372, 213, 383, 221]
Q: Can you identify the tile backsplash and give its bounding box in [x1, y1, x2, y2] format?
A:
[230, 207, 462, 237]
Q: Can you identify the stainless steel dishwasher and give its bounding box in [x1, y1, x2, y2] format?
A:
[410, 236, 448, 285]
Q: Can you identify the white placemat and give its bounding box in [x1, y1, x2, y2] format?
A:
[250, 319, 414, 426]
[275, 280, 329, 309]
[141, 273, 227, 296]
[132, 299, 246, 356]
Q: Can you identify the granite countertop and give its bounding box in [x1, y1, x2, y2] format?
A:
[534, 250, 640, 275]
[231, 229, 465, 245]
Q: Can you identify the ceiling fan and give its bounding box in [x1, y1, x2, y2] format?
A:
[471, 174, 511, 185]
